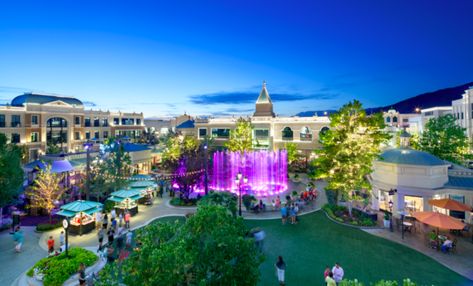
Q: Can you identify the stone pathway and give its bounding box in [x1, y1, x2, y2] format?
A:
[364, 224, 473, 280]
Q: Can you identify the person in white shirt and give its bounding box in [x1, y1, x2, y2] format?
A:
[332, 262, 344, 284]
[110, 209, 116, 221]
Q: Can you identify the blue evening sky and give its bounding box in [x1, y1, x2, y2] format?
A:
[1, 1, 472, 117]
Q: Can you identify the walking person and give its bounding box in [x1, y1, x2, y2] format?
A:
[102, 213, 108, 230]
[97, 227, 105, 252]
[126, 230, 133, 249]
[280, 204, 287, 225]
[47, 235, 55, 255]
[107, 228, 115, 246]
[124, 211, 131, 229]
[59, 231, 65, 248]
[275, 256, 286, 286]
[13, 226, 24, 253]
[110, 209, 116, 221]
[323, 265, 331, 279]
[325, 272, 336, 286]
[78, 263, 86, 285]
[290, 204, 297, 225]
[332, 262, 344, 285]
[253, 228, 266, 252]
[118, 212, 123, 227]
[95, 211, 102, 230]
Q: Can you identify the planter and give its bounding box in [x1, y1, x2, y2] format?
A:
[383, 219, 390, 228]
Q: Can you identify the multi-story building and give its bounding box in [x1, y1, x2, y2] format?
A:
[452, 86, 473, 140]
[189, 82, 330, 156]
[0, 93, 145, 161]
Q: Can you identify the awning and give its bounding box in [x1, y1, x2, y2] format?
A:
[51, 160, 74, 173]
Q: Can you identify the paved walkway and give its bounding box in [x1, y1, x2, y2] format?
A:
[364, 226, 473, 280]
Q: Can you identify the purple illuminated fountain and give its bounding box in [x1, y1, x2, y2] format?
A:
[211, 150, 288, 198]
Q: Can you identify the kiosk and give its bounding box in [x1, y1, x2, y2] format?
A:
[108, 189, 143, 216]
[56, 200, 103, 235]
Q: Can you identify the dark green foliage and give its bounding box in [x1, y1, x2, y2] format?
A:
[36, 221, 62, 232]
[0, 133, 24, 209]
[323, 204, 376, 227]
[27, 248, 97, 286]
[242, 194, 256, 210]
[198, 191, 237, 216]
[170, 197, 198, 206]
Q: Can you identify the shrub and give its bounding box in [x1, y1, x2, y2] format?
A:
[326, 189, 337, 205]
[27, 247, 97, 286]
[170, 197, 198, 207]
[242, 194, 256, 210]
[340, 279, 417, 286]
[104, 200, 115, 213]
[198, 191, 237, 216]
[36, 221, 62, 232]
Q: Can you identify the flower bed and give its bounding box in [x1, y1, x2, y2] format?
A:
[26, 247, 97, 286]
[323, 204, 377, 227]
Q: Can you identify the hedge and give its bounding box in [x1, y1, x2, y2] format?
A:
[27, 247, 97, 286]
[36, 221, 62, 232]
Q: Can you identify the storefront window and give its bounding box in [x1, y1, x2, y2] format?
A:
[404, 195, 423, 215]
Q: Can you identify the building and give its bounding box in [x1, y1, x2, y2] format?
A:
[370, 136, 473, 223]
[420, 106, 452, 130]
[0, 93, 145, 161]
[144, 118, 172, 136]
[191, 82, 330, 155]
[452, 86, 473, 140]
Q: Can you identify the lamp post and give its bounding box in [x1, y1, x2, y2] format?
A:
[62, 218, 69, 258]
[399, 210, 406, 239]
[235, 172, 247, 217]
[83, 141, 93, 200]
[204, 141, 209, 195]
[388, 200, 393, 232]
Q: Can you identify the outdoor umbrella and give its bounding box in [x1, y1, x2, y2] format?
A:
[413, 211, 466, 230]
[428, 198, 472, 212]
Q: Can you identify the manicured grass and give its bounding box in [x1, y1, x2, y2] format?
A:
[245, 211, 471, 286]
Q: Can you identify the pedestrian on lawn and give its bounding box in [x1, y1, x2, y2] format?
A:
[325, 271, 336, 286]
[280, 204, 287, 225]
[13, 226, 24, 253]
[47, 235, 55, 254]
[332, 262, 344, 285]
[253, 228, 266, 252]
[324, 265, 330, 279]
[275, 256, 286, 286]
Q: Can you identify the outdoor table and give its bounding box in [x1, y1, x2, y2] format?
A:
[403, 221, 413, 232]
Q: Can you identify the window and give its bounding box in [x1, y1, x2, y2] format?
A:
[85, 132, 90, 139]
[404, 195, 423, 214]
[75, 116, 81, 125]
[47, 117, 67, 128]
[136, 119, 141, 125]
[31, 132, 38, 143]
[254, 129, 269, 139]
[385, 117, 391, 123]
[461, 112, 464, 120]
[211, 128, 230, 139]
[11, 115, 21, 127]
[102, 118, 108, 127]
[74, 132, 81, 140]
[0, 115, 5, 128]
[449, 195, 466, 219]
[199, 128, 207, 138]
[93, 117, 100, 127]
[392, 116, 398, 123]
[84, 117, 91, 127]
[402, 118, 409, 123]
[300, 126, 312, 141]
[103, 131, 109, 138]
[94, 131, 100, 139]
[11, 133, 20, 143]
[113, 118, 119, 125]
[282, 127, 293, 141]
[423, 111, 433, 116]
[31, 115, 39, 125]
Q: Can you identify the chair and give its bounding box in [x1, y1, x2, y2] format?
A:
[451, 239, 458, 254]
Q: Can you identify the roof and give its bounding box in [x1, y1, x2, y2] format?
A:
[256, 81, 272, 104]
[445, 176, 473, 191]
[23, 160, 47, 170]
[122, 143, 151, 152]
[379, 148, 447, 166]
[176, 119, 195, 129]
[109, 189, 143, 200]
[51, 159, 74, 173]
[58, 200, 103, 217]
[11, 93, 83, 107]
[129, 180, 156, 188]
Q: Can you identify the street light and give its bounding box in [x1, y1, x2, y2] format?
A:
[83, 141, 93, 200]
[388, 200, 393, 232]
[235, 172, 247, 216]
[62, 218, 69, 258]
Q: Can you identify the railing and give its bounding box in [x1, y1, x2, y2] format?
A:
[448, 170, 473, 177]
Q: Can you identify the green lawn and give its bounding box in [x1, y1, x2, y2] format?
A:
[245, 211, 471, 286]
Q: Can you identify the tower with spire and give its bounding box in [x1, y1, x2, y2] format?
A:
[253, 81, 275, 117]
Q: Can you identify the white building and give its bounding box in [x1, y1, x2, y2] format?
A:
[452, 86, 473, 140]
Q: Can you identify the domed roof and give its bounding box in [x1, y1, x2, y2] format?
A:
[11, 93, 83, 107]
[379, 148, 447, 166]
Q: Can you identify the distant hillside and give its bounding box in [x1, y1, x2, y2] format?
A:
[296, 82, 473, 116]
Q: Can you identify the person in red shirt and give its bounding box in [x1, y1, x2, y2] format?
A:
[47, 236, 55, 254]
[124, 211, 131, 229]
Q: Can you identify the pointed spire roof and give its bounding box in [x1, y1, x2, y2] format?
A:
[256, 81, 272, 104]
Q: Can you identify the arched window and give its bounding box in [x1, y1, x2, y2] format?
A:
[386, 117, 391, 123]
[300, 126, 312, 141]
[47, 117, 68, 146]
[319, 127, 330, 143]
[282, 127, 293, 141]
[392, 116, 398, 123]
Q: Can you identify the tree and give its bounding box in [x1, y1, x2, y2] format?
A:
[26, 165, 65, 224]
[225, 117, 253, 152]
[394, 130, 420, 150]
[0, 134, 24, 225]
[100, 205, 263, 286]
[46, 142, 62, 154]
[418, 114, 471, 165]
[198, 191, 238, 216]
[311, 100, 390, 205]
[285, 142, 298, 167]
